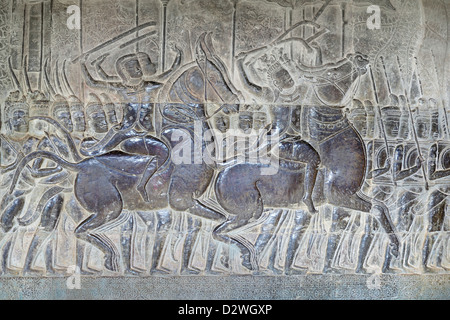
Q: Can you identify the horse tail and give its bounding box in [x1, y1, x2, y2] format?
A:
[29, 116, 83, 162]
[9, 151, 81, 195]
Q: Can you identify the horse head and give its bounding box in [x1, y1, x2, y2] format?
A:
[310, 52, 369, 107]
[346, 52, 369, 76]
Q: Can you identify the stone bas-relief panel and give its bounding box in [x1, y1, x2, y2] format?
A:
[0, 0, 449, 278]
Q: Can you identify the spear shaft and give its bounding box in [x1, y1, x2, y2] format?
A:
[369, 64, 396, 186]
[396, 56, 429, 190]
[430, 50, 450, 140]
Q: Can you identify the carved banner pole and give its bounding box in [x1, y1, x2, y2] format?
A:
[160, 0, 171, 72]
[230, 0, 238, 78]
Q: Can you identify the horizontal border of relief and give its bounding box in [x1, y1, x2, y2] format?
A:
[0, 275, 448, 300]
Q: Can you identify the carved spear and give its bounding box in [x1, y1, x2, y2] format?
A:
[313, 0, 333, 22]
[369, 63, 396, 186]
[430, 50, 450, 140]
[72, 22, 157, 63]
[396, 56, 429, 190]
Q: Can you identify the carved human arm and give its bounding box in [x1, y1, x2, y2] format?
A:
[80, 58, 126, 93]
[371, 158, 391, 178]
[92, 54, 121, 82]
[29, 137, 63, 178]
[428, 143, 450, 180]
[365, 141, 374, 179]
[236, 58, 274, 103]
[393, 145, 421, 182]
[154, 47, 183, 82]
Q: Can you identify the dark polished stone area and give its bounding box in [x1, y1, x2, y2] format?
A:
[0, 0, 449, 299]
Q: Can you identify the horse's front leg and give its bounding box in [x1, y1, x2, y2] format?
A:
[212, 182, 265, 271]
[74, 174, 125, 272]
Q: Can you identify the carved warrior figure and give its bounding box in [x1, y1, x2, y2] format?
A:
[236, 38, 373, 207]
[28, 91, 50, 138]
[1, 80, 75, 274]
[387, 143, 426, 272]
[4, 91, 29, 136]
[68, 95, 86, 135]
[216, 61, 399, 269]
[84, 93, 109, 136]
[81, 48, 182, 103]
[424, 143, 450, 270]
[51, 95, 73, 133]
[78, 45, 185, 202]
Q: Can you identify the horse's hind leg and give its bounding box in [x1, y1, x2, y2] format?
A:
[212, 184, 264, 270]
[74, 178, 124, 272]
[75, 210, 123, 272]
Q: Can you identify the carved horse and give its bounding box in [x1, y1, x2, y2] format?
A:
[213, 52, 400, 269]
[5, 32, 240, 272]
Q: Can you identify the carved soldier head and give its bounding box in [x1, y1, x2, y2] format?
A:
[100, 93, 118, 128]
[136, 52, 157, 77]
[206, 104, 232, 134]
[5, 91, 29, 135]
[269, 106, 290, 136]
[120, 103, 139, 130]
[414, 98, 431, 140]
[139, 103, 154, 131]
[238, 105, 253, 134]
[381, 106, 401, 139]
[416, 116, 431, 140]
[28, 91, 50, 138]
[215, 114, 230, 133]
[68, 95, 86, 133]
[86, 93, 108, 134]
[253, 112, 268, 131]
[116, 53, 154, 84]
[51, 94, 73, 132]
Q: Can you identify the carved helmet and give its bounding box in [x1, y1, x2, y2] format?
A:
[51, 95, 70, 118]
[5, 90, 28, 118]
[4, 91, 29, 133]
[28, 91, 50, 117]
[85, 93, 104, 117]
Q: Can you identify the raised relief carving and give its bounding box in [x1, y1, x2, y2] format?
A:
[0, 0, 448, 277]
